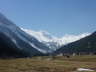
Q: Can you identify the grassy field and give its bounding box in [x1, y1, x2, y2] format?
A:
[0, 55, 96, 72]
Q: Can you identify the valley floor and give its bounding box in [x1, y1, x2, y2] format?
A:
[0, 55, 96, 72]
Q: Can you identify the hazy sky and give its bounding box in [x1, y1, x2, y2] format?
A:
[0, 0, 96, 37]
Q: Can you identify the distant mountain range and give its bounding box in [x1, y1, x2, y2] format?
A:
[55, 31, 96, 55]
[22, 28, 90, 50]
[0, 12, 95, 58]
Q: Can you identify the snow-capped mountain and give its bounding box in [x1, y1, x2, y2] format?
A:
[58, 33, 91, 45]
[0, 12, 92, 58]
[22, 28, 91, 50]
[21, 28, 60, 50]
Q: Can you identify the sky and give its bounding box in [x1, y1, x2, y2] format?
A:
[0, 0, 96, 37]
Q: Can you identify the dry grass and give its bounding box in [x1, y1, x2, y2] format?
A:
[0, 55, 96, 72]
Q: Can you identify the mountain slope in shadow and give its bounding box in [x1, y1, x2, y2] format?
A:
[0, 13, 51, 58]
[55, 31, 96, 55]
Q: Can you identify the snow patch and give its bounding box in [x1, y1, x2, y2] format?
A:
[77, 68, 94, 71]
